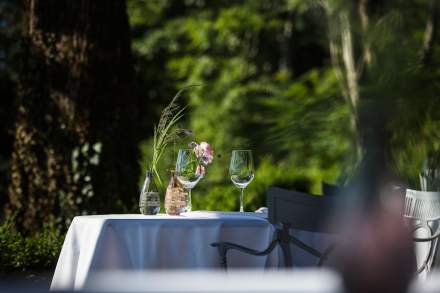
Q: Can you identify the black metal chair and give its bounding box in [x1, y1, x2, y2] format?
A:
[321, 182, 342, 196]
[404, 189, 440, 274]
[211, 187, 338, 269]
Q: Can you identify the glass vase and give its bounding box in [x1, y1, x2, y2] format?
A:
[139, 170, 160, 215]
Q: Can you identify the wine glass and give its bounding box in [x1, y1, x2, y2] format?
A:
[175, 149, 202, 212]
[229, 150, 255, 212]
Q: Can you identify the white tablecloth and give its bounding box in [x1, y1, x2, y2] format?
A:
[50, 211, 278, 290]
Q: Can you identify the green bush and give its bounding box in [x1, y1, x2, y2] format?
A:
[132, 0, 354, 212]
[0, 218, 64, 273]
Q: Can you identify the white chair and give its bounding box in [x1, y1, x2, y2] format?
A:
[405, 189, 440, 275]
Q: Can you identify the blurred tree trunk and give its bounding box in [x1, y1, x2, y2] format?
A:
[7, 0, 139, 232]
[323, 0, 392, 204]
[421, 0, 438, 66]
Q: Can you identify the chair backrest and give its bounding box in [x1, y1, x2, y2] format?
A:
[321, 182, 342, 196]
[405, 189, 440, 221]
[405, 189, 440, 276]
[267, 187, 336, 233]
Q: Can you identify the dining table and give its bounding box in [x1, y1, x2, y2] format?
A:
[50, 211, 279, 291]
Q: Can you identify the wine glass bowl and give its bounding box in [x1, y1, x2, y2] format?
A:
[231, 173, 254, 189]
[175, 149, 202, 212]
[229, 150, 255, 212]
[177, 175, 201, 190]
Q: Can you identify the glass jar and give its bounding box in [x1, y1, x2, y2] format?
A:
[139, 171, 160, 215]
[165, 171, 187, 215]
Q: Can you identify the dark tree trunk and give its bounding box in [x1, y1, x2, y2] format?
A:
[7, 0, 139, 232]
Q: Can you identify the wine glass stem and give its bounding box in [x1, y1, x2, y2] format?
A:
[187, 189, 192, 212]
[240, 188, 244, 213]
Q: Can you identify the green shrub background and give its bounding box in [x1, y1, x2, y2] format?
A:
[0, 217, 63, 273]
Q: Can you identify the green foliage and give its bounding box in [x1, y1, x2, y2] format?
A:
[132, 0, 353, 211]
[325, 0, 440, 186]
[0, 217, 64, 272]
[194, 156, 323, 212]
[132, 0, 440, 210]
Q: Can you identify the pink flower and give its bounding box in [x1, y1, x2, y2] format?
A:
[193, 143, 203, 158]
[199, 142, 214, 165]
[196, 165, 205, 177]
[191, 141, 214, 165]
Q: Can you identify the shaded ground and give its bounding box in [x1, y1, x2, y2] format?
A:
[0, 270, 53, 290]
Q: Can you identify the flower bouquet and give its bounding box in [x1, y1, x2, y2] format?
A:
[139, 87, 194, 215]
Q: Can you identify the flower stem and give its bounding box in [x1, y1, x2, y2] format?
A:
[239, 188, 244, 213]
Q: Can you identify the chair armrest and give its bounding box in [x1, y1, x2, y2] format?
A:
[210, 240, 278, 269]
[411, 224, 440, 242]
[413, 232, 440, 242]
[211, 240, 277, 256]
